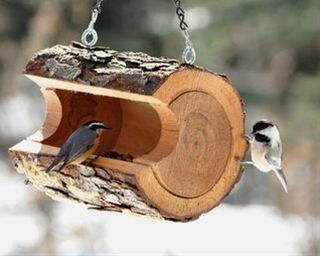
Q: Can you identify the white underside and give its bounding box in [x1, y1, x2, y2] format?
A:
[251, 140, 274, 173]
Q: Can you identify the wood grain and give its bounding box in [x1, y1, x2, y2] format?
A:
[155, 92, 231, 198]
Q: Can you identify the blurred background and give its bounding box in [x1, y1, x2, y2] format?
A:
[0, 0, 319, 255]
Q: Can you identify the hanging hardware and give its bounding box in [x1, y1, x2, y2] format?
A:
[172, 0, 196, 65]
[81, 0, 196, 64]
[81, 0, 105, 47]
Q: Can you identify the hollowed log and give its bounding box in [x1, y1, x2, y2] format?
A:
[9, 42, 248, 221]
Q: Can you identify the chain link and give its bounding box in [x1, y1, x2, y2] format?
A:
[81, 0, 195, 63]
[174, 0, 188, 30]
[81, 0, 106, 47]
[92, 0, 104, 13]
[172, 0, 196, 64]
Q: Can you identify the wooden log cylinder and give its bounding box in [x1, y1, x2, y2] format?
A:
[9, 42, 248, 221]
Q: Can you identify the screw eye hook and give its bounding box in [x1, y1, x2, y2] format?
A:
[183, 45, 196, 65]
[81, 28, 98, 47]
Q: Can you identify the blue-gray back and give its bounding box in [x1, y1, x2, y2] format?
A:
[59, 126, 98, 163]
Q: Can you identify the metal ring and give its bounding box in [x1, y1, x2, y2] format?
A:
[182, 45, 196, 65]
[81, 28, 98, 47]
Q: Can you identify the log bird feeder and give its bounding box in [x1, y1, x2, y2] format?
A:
[9, 42, 248, 221]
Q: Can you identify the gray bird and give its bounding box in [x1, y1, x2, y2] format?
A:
[46, 120, 110, 172]
[242, 119, 288, 193]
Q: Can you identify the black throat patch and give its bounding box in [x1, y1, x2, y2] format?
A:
[254, 133, 271, 143]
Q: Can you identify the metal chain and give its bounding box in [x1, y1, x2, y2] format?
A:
[81, 0, 195, 63]
[92, 0, 104, 13]
[81, 0, 106, 47]
[172, 0, 196, 64]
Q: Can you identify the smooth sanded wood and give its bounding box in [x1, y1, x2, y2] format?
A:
[154, 92, 232, 198]
[28, 83, 179, 160]
[135, 69, 248, 219]
[9, 43, 248, 221]
[42, 89, 122, 155]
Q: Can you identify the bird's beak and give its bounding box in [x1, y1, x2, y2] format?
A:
[103, 126, 112, 131]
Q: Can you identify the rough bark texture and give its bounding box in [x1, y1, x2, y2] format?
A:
[25, 42, 181, 95]
[10, 149, 163, 219]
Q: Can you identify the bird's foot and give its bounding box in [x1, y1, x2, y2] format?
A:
[239, 160, 254, 165]
[85, 155, 100, 167]
[244, 134, 253, 141]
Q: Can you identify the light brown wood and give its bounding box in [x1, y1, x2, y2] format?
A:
[26, 75, 166, 106]
[9, 43, 248, 221]
[41, 89, 122, 155]
[28, 84, 179, 159]
[135, 68, 248, 219]
[113, 100, 179, 159]
[27, 89, 62, 142]
[154, 92, 231, 198]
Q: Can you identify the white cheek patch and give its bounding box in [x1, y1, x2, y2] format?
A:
[88, 122, 103, 129]
[258, 126, 281, 148]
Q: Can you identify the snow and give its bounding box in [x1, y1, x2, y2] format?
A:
[0, 213, 46, 255]
[51, 202, 307, 256]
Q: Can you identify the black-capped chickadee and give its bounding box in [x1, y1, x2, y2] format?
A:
[242, 119, 288, 193]
[46, 121, 111, 173]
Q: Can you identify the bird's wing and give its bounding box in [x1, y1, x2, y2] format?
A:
[265, 139, 282, 170]
[46, 127, 97, 172]
[46, 153, 67, 172]
[46, 137, 72, 172]
[64, 127, 98, 164]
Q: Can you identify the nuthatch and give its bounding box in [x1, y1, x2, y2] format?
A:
[46, 121, 110, 172]
[242, 119, 288, 193]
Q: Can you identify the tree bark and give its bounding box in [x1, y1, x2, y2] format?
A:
[25, 42, 181, 95]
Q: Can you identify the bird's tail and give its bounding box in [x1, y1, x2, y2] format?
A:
[274, 169, 288, 193]
[45, 155, 65, 173]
